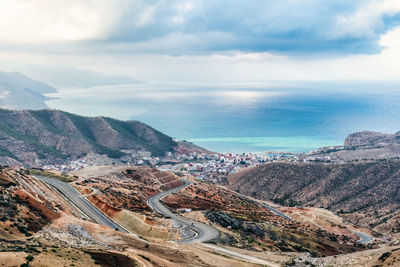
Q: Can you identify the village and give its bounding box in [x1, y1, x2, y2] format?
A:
[41, 150, 288, 182]
[42, 145, 345, 183]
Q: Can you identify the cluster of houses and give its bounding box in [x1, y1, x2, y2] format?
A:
[41, 148, 344, 182]
[158, 152, 298, 182]
[42, 159, 93, 172]
[41, 150, 299, 180]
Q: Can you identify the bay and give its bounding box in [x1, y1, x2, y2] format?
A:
[46, 83, 400, 153]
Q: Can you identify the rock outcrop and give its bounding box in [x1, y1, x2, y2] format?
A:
[314, 130, 400, 161]
[343, 131, 389, 149]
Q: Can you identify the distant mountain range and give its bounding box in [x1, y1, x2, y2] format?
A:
[23, 66, 143, 88]
[0, 71, 57, 109]
[0, 109, 177, 166]
[0, 68, 143, 110]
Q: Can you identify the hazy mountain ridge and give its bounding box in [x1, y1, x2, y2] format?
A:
[0, 109, 177, 166]
[0, 71, 56, 94]
[24, 66, 143, 88]
[0, 71, 57, 109]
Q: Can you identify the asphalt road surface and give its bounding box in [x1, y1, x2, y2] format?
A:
[352, 230, 374, 243]
[259, 203, 294, 221]
[35, 175, 128, 233]
[147, 180, 220, 243]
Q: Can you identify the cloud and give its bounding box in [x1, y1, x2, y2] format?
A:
[1, 0, 400, 87]
[78, 25, 400, 83]
[331, 0, 400, 39]
[98, 0, 400, 55]
[0, 0, 114, 43]
[1, 0, 400, 56]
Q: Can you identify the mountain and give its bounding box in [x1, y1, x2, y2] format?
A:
[0, 71, 56, 94]
[227, 160, 400, 238]
[0, 71, 57, 109]
[311, 130, 400, 161]
[24, 66, 142, 88]
[0, 109, 177, 166]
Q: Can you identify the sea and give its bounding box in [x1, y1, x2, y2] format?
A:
[46, 82, 400, 153]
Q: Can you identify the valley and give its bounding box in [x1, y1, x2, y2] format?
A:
[4, 159, 397, 266]
[0, 109, 399, 266]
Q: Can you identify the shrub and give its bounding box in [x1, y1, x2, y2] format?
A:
[25, 255, 34, 262]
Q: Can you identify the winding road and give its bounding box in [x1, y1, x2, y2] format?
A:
[35, 175, 128, 233]
[37, 172, 373, 255]
[38, 175, 276, 265]
[38, 174, 376, 266]
[148, 180, 282, 265]
[147, 180, 220, 243]
[37, 175, 219, 243]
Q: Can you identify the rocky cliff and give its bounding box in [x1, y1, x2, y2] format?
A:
[343, 131, 391, 149]
[0, 109, 177, 166]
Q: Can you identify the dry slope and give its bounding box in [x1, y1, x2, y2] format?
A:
[227, 160, 400, 238]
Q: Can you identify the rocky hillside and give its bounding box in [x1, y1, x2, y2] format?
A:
[70, 166, 188, 240]
[69, 165, 366, 256]
[343, 131, 394, 148]
[313, 130, 400, 161]
[0, 109, 177, 166]
[227, 160, 400, 237]
[0, 167, 68, 240]
[162, 180, 366, 256]
[0, 71, 56, 109]
[73, 166, 185, 213]
[0, 167, 248, 267]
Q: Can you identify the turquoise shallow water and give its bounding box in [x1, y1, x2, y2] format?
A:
[186, 136, 343, 153]
[46, 84, 400, 153]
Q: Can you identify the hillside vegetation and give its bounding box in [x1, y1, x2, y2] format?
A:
[227, 160, 400, 238]
[0, 109, 177, 166]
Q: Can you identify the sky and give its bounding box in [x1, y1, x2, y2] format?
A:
[0, 0, 400, 84]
